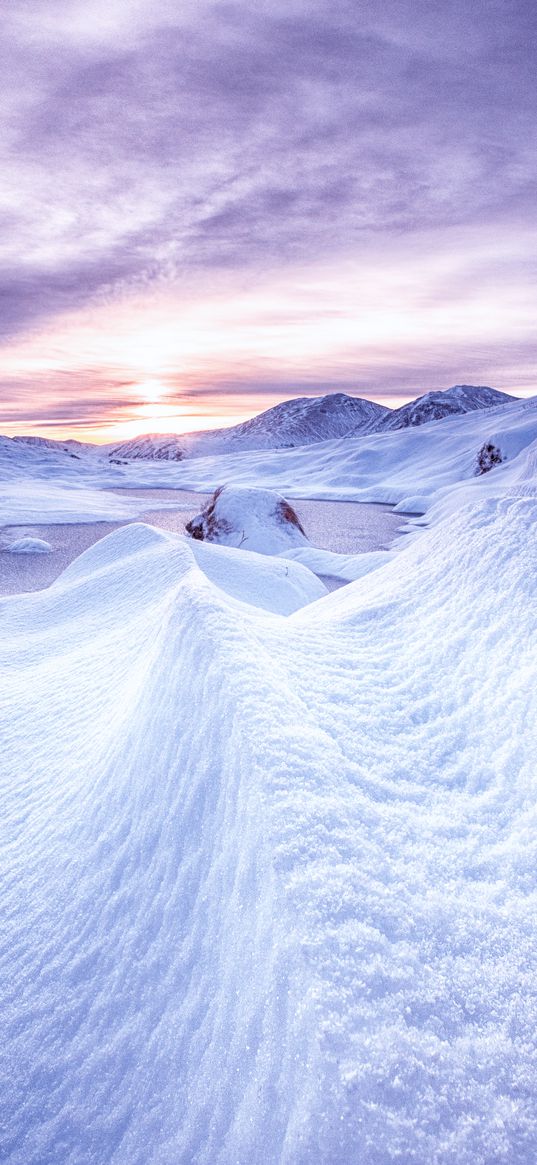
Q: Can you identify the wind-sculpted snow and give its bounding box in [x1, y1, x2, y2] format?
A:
[2, 501, 537, 1163]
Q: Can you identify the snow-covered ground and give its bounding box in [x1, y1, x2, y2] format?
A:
[2, 392, 537, 1162]
[2, 491, 537, 1163]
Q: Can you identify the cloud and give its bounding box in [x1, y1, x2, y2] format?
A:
[0, 0, 536, 345]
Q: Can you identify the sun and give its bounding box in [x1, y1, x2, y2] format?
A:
[137, 379, 166, 404]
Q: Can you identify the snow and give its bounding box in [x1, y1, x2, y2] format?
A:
[55, 522, 327, 614]
[2, 492, 537, 1163]
[186, 485, 310, 553]
[4, 536, 53, 553]
[2, 389, 537, 1162]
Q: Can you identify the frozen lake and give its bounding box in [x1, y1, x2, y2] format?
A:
[0, 488, 403, 595]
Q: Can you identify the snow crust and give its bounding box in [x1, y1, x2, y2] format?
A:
[0, 480, 186, 526]
[2, 493, 537, 1163]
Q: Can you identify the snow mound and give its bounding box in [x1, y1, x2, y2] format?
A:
[4, 536, 53, 554]
[56, 522, 326, 614]
[2, 497, 537, 1162]
[186, 484, 310, 553]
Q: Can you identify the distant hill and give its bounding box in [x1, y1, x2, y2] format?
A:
[3, 386, 520, 465]
[106, 392, 389, 461]
[377, 385, 516, 432]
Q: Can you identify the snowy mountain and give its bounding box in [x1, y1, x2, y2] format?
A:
[378, 384, 515, 431]
[187, 391, 389, 452]
[2, 387, 519, 468]
[104, 386, 516, 461]
[106, 392, 389, 461]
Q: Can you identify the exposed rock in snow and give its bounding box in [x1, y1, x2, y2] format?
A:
[4, 536, 53, 553]
[474, 440, 504, 474]
[378, 384, 515, 431]
[186, 484, 310, 553]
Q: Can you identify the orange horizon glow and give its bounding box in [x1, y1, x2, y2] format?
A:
[0, 226, 535, 443]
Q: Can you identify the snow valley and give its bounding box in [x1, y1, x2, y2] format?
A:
[2, 386, 537, 1163]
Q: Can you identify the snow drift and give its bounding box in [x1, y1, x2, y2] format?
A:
[2, 495, 537, 1163]
[4, 536, 53, 553]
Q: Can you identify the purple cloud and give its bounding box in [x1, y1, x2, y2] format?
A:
[0, 0, 535, 339]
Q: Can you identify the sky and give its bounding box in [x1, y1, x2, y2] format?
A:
[0, 0, 536, 442]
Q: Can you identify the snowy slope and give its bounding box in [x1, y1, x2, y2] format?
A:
[1, 394, 536, 527]
[2, 495, 537, 1163]
[91, 394, 537, 511]
[378, 384, 514, 431]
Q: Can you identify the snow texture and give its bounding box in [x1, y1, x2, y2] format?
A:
[0, 480, 188, 527]
[2, 492, 537, 1164]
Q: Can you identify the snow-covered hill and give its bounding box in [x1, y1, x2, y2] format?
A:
[378, 384, 514, 431]
[2, 386, 520, 469]
[2, 393, 537, 527]
[107, 392, 389, 461]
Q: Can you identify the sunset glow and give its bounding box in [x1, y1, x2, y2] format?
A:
[0, 0, 535, 441]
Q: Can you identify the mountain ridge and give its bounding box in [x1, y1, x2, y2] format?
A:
[5, 385, 520, 463]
